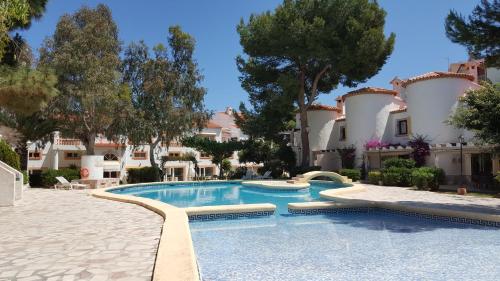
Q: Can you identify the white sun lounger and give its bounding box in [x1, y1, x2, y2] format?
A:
[54, 176, 89, 190]
[255, 170, 272, 179]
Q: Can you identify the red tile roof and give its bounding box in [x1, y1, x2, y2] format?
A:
[402, 72, 474, 87]
[390, 105, 407, 114]
[307, 104, 342, 112]
[342, 87, 398, 101]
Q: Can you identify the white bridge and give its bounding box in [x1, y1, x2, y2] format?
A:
[289, 171, 352, 184]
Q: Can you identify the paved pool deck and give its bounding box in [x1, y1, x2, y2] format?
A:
[0, 188, 163, 281]
[321, 184, 500, 216]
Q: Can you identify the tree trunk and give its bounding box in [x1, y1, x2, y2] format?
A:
[297, 69, 310, 167]
[86, 133, 96, 155]
[149, 138, 162, 181]
[15, 139, 28, 170]
[299, 109, 310, 167]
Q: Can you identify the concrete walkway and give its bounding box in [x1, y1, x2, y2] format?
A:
[0, 188, 163, 281]
[323, 184, 500, 215]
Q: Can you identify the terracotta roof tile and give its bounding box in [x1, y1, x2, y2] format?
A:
[308, 104, 342, 112]
[402, 72, 474, 87]
[342, 87, 397, 101]
[390, 105, 407, 114]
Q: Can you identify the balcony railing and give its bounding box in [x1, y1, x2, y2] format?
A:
[56, 139, 82, 146]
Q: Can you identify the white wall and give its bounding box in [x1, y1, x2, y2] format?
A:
[344, 94, 402, 166]
[404, 78, 480, 144]
[486, 67, 500, 83]
[307, 110, 338, 152]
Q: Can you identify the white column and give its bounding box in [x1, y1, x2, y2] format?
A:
[52, 150, 59, 170]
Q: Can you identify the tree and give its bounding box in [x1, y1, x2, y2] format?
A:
[449, 82, 500, 145]
[445, 0, 500, 67]
[39, 4, 126, 155]
[121, 26, 210, 180]
[237, 0, 395, 166]
[0, 0, 48, 61]
[182, 136, 242, 177]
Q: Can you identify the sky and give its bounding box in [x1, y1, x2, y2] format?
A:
[18, 0, 481, 111]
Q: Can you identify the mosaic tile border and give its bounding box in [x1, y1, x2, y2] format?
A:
[288, 207, 500, 228]
[110, 180, 241, 194]
[188, 210, 275, 221]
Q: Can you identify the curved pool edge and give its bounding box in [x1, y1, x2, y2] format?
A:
[92, 187, 200, 281]
[242, 180, 310, 190]
[319, 183, 500, 225]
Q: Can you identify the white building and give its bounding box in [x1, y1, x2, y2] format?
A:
[27, 107, 255, 183]
[290, 59, 499, 187]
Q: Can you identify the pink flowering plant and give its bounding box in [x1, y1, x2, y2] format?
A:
[364, 138, 388, 150]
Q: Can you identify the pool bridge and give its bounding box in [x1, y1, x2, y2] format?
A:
[289, 171, 352, 184]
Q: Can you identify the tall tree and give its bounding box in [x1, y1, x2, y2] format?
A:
[39, 4, 126, 155]
[449, 82, 500, 146]
[121, 26, 210, 179]
[183, 136, 242, 177]
[445, 0, 500, 67]
[237, 0, 395, 167]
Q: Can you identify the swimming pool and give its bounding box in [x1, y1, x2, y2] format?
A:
[191, 210, 500, 281]
[111, 181, 347, 214]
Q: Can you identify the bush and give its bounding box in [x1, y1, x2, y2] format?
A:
[41, 168, 80, 187]
[368, 171, 381, 185]
[411, 169, 435, 190]
[259, 159, 284, 178]
[0, 139, 21, 170]
[412, 167, 445, 190]
[22, 170, 29, 185]
[339, 168, 361, 182]
[383, 158, 415, 169]
[292, 165, 321, 176]
[229, 166, 247, 179]
[382, 167, 412, 187]
[127, 167, 160, 183]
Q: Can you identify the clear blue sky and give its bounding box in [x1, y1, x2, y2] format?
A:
[18, 0, 480, 111]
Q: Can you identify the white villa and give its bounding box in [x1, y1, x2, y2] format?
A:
[26, 107, 255, 183]
[289, 59, 500, 187]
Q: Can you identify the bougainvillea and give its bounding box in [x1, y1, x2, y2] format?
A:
[408, 135, 430, 167]
[364, 138, 389, 150]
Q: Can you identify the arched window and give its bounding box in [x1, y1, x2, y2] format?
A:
[104, 153, 118, 161]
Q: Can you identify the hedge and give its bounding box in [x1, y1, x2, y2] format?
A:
[339, 168, 361, 182]
[383, 158, 415, 169]
[381, 167, 413, 187]
[41, 168, 80, 187]
[368, 171, 381, 185]
[127, 167, 160, 183]
[411, 167, 444, 190]
[0, 139, 20, 170]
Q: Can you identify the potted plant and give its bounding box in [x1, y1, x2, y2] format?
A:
[457, 185, 467, 195]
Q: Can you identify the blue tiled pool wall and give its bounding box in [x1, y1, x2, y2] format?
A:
[188, 210, 275, 221]
[289, 207, 500, 228]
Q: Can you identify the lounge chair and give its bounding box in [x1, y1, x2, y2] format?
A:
[241, 170, 255, 180]
[54, 177, 89, 190]
[255, 171, 272, 180]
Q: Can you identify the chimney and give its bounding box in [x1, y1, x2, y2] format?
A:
[225, 106, 233, 116]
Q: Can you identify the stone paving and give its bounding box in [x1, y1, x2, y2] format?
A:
[328, 184, 500, 215]
[0, 188, 163, 281]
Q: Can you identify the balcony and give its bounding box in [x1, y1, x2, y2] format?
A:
[56, 139, 82, 146]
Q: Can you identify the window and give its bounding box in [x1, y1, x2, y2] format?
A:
[200, 152, 211, 159]
[339, 126, 346, 141]
[28, 152, 41, 160]
[103, 171, 119, 178]
[396, 119, 408, 136]
[169, 152, 181, 157]
[132, 151, 147, 160]
[104, 153, 118, 161]
[65, 152, 80, 160]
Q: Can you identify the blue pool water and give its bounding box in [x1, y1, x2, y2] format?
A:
[190, 211, 500, 281]
[112, 181, 345, 214]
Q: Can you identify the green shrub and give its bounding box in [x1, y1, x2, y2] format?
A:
[292, 165, 321, 176]
[368, 171, 381, 185]
[495, 172, 500, 183]
[22, 170, 29, 185]
[382, 167, 413, 186]
[0, 139, 21, 170]
[339, 168, 361, 182]
[127, 167, 159, 183]
[41, 168, 80, 187]
[383, 158, 415, 169]
[229, 166, 247, 179]
[411, 167, 445, 190]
